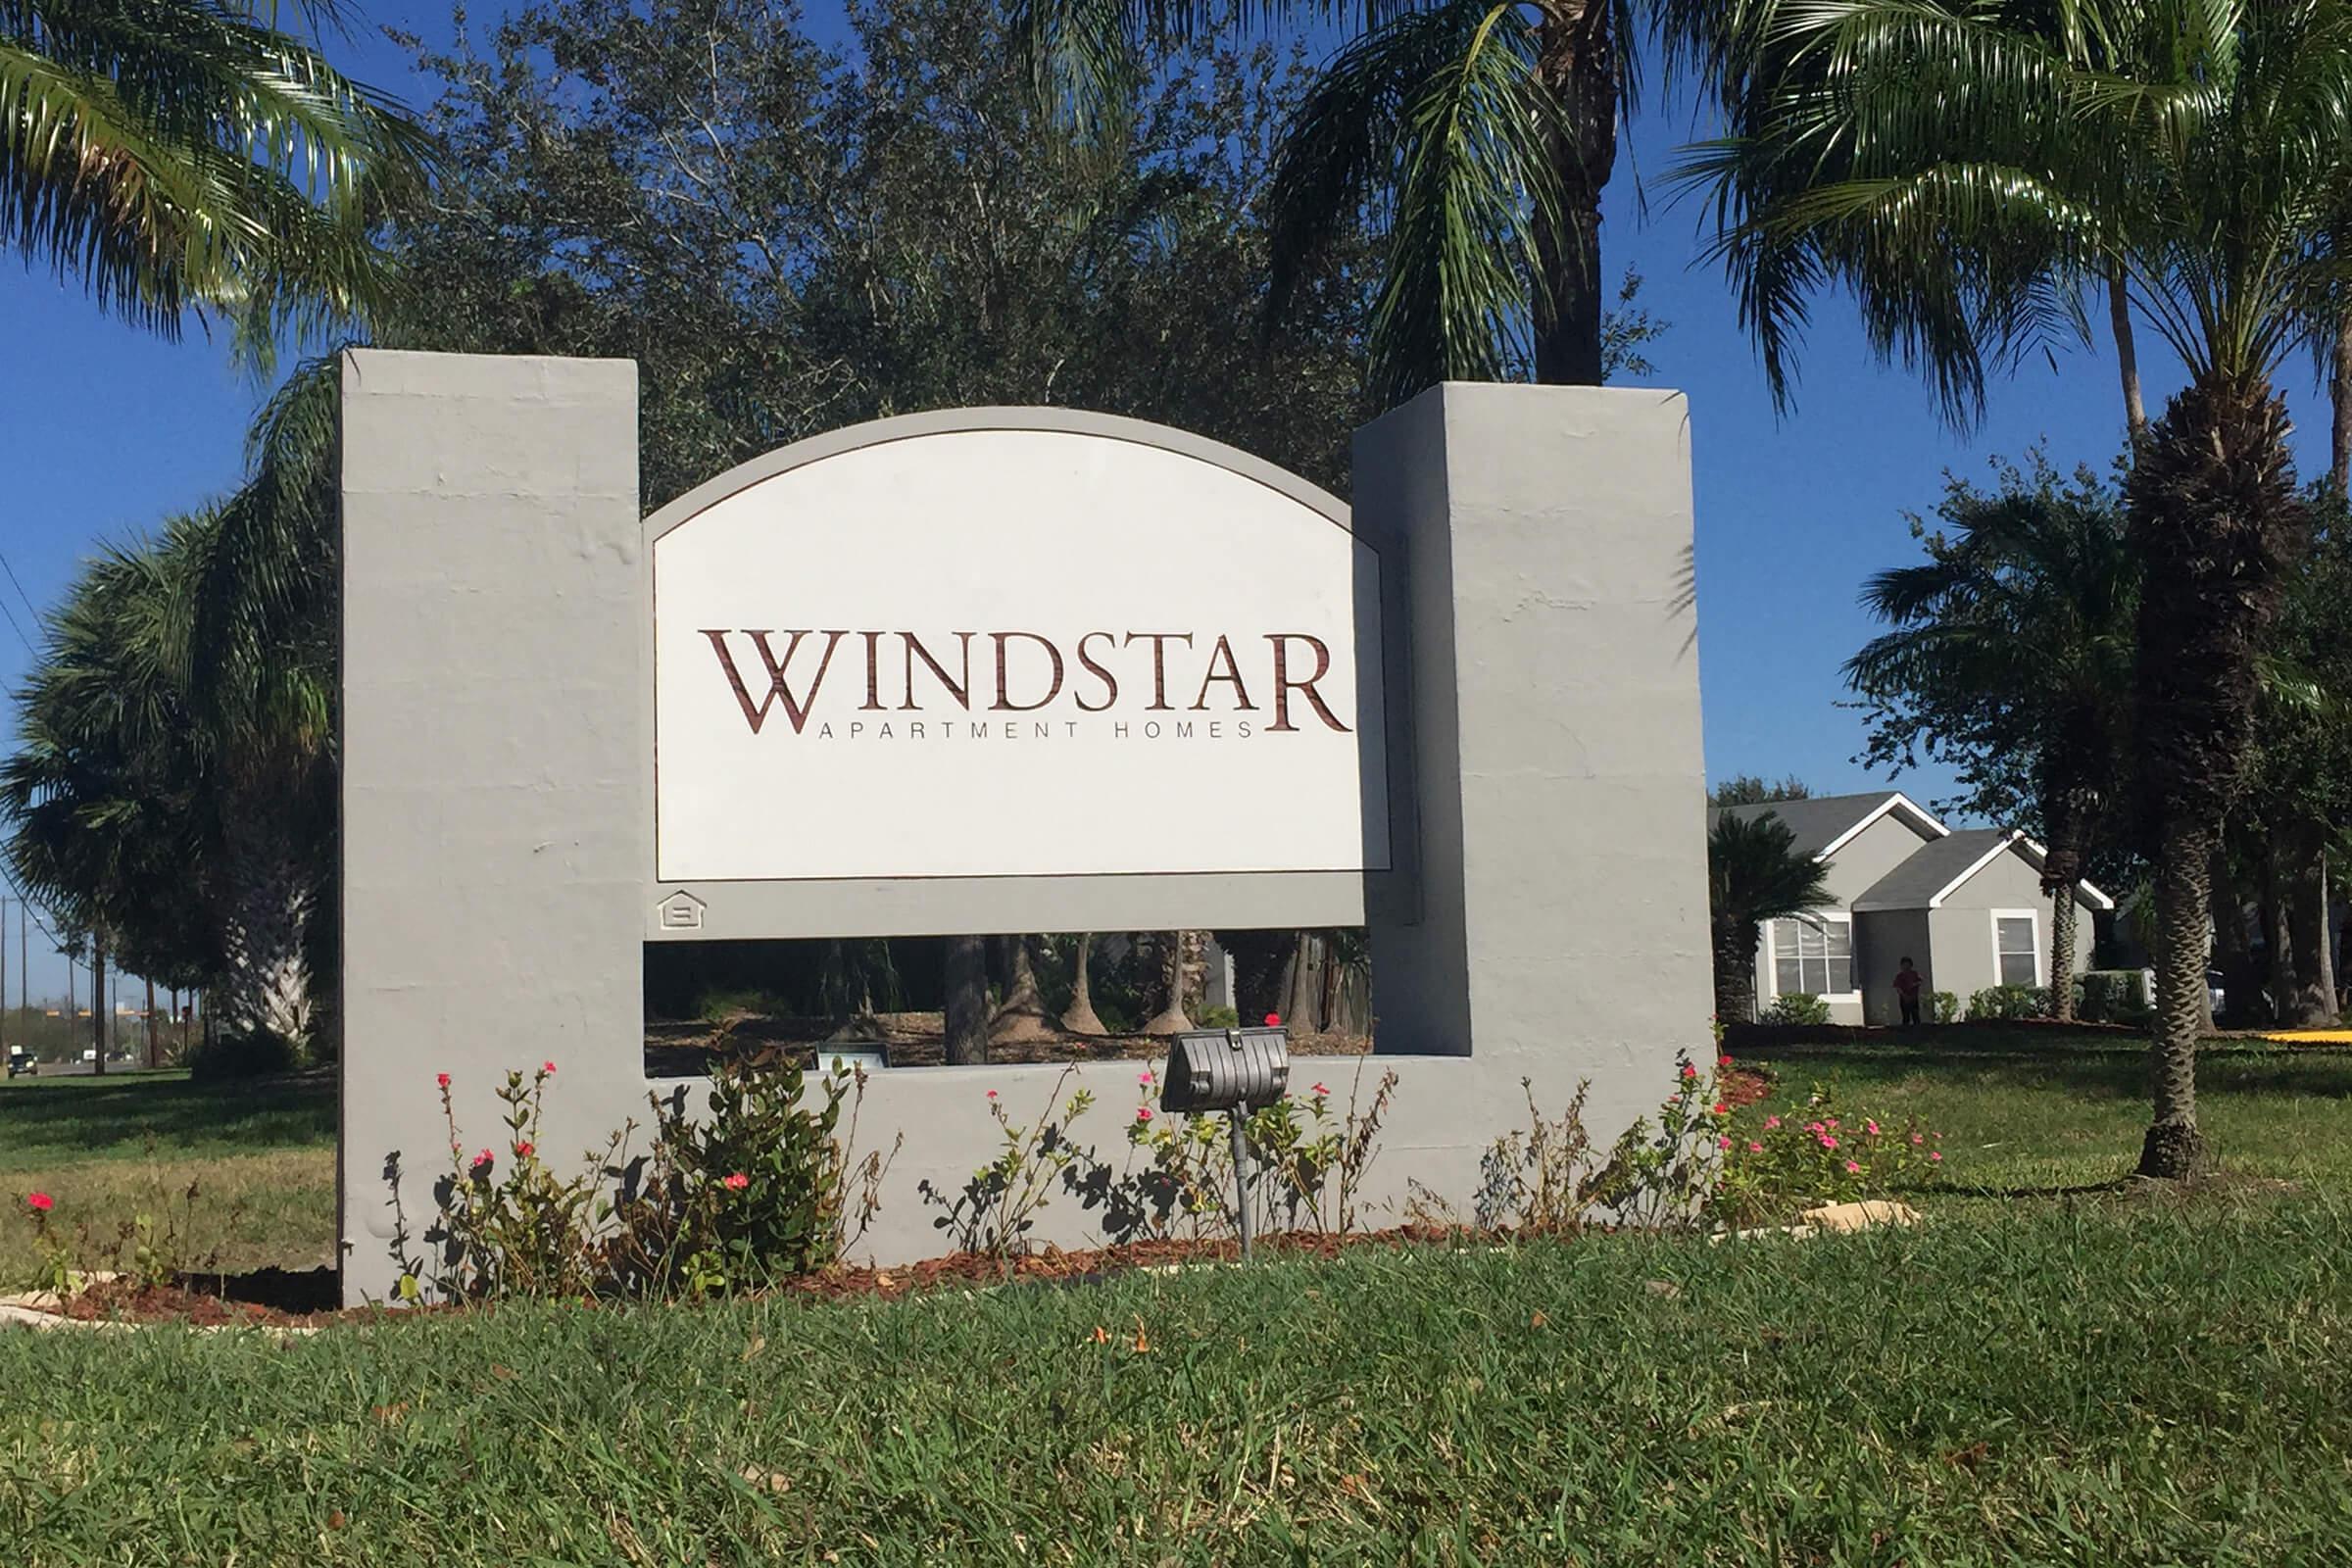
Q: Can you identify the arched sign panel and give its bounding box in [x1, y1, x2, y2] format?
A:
[648, 412, 1389, 893]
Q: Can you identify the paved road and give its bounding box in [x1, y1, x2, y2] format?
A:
[8, 1059, 145, 1079]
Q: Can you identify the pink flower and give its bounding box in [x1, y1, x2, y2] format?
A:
[1764, 1115, 1782, 1130]
[514, 1141, 534, 1159]
[1717, 1135, 1733, 1150]
[1681, 1063, 1699, 1079]
[1805, 1121, 1825, 1134]
[1820, 1135, 1839, 1151]
[1844, 1160, 1861, 1174]
[1929, 1152, 1943, 1163]
[471, 1150, 493, 1170]
[1135, 1106, 1152, 1122]
[1746, 1142, 1764, 1154]
[1311, 1083, 1329, 1097]
[985, 1090, 998, 1100]
[1712, 1102, 1730, 1116]
[1138, 1071, 1153, 1086]
[436, 1072, 451, 1089]
[25, 1193, 53, 1212]
[1718, 1054, 1735, 1069]
[722, 1172, 750, 1191]
[1864, 1120, 1880, 1136]
[542, 1060, 557, 1075]
[1911, 1133, 1925, 1146]
[1825, 1119, 1840, 1131]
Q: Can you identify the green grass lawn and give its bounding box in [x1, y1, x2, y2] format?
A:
[1729, 1028, 2352, 1197]
[0, 1070, 335, 1281]
[2, 1199, 2347, 1563]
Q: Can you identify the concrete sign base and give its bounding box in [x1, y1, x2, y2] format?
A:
[337, 352, 1711, 1305]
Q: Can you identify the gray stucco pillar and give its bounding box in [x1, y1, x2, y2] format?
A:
[1357, 384, 1713, 1070]
[338, 350, 645, 1304]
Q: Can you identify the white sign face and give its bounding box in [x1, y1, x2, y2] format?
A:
[653, 425, 1388, 883]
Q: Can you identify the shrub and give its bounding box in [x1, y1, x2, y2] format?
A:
[917, 1070, 1093, 1259]
[1475, 1054, 1721, 1233]
[1760, 993, 1833, 1026]
[1713, 1088, 1945, 1227]
[406, 1057, 872, 1302]
[1193, 1004, 1241, 1029]
[189, 1030, 300, 1081]
[1967, 984, 2044, 1021]
[1931, 990, 1961, 1024]
[2079, 969, 2152, 1024]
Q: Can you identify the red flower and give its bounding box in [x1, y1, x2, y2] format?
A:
[1711, 1102, 1730, 1116]
[1718, 1054, 1735, 1068]
[1135, 1106, 1152, 1122]
[542, 1060, 558, 1075]
[1680, 1063, 1699, 1079]
[514, 1141, 535, 1159]
[471, 1150, 493, 1170]
[1264, 1012, 1282, 1027]
[1311, 1083, 1330, 1097]
[436, 1072, 451, 1090]
[985, 1089, 998, 1101]
[25, 1192, 53, 1212]
[721, 1172, 750, 1191]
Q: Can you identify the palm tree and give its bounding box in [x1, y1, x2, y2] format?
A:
[1846, 465, 2139, 1020]
[4, 0, 432, 345]
[1687, 0, 2345, 1177]
[1010, 0, 1729, 402]
[1059, 933, 1107, 1035]
[1706, 810, 1834, 1024]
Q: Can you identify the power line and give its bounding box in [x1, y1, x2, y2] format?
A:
[0, 581, 33, 656]
[0, 548, 40, 625]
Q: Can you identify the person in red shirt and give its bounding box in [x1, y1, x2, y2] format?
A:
[1893, 956, 1925, 1026]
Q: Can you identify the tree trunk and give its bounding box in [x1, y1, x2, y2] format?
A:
[2285, 829, 2340, 1026]
[1711, 917, 1759, 1025]
[1530, 1, 1616, 386]
[989, 936, 1055, 1045]
[1059, 933, 1106, 1035]
[2048, 888, 2078, 1020]
[2109, 265, 2146, 442]
[943, 936, 989, 1064]
[2127, 370, 2303, 1178]
[90, 936, 107, 1076]
[2263, 832, 2296, 1024]
[217, 811, 314, 1050]
[2333, 311, 2352, 493]
[2139, 819, 2214, 1178]
[144, 976, 157, 1069]
[2209, 843, 2260, 1027]
[1142, 931, 1195, 1035]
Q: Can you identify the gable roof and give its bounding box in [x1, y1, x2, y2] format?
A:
[1851, 827, 2115, 912]
[1706, 791, 1947, 860]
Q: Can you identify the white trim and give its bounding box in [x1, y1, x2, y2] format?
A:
[1925, 829, 2116, 911]
[1989, 907, 2043, 988]
[1761, 910, 1862, 1004]
[1816, 792, 1950, 860]
[1926, 830, 2027, 908]
[2011, 835, 2118, 911]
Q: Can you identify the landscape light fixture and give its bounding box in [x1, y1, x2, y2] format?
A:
[1159, 1025, 1289, 1257]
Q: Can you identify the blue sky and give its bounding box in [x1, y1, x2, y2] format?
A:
[0, 4, 2336, 1004]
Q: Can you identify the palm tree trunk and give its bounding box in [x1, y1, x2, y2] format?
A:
[1059, 933, 1105, 1035]
[1142, 931, 1195, 1035]
[2333, 312, 2352, 492]
[1530, 1, 1615, 385]
[144, 976, 157, 1069]
[2285, 829, 2340, 1026]
[989, 936, 1054, 1045]
[90, 935, 106, 1076]
[2127, 370, 2303, 1178]
[943, 936, 989, 1064]
[217, 811, 314, 1049]
[2047, 889, 2078, 1020]
[1711, 918, 1759, 1025]
[2263, 832, 2296, 1023]
[2109, 265, 2146, 442]
[2139, 819, 2213, 1179]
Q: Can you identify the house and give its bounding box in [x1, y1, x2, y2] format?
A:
[1710, 792, 2114, 1024]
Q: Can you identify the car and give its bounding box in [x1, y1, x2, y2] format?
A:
[5, 1048, 30, 1078]
[2136, 967, 2229, 1016]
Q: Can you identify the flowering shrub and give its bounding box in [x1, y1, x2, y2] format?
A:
[917, 1068, 1094, 1259]
[13, 1155, 235, 1298]
[1968, 984, 2044, 1021]
[1711, 1087, 1945, 1228]
[1760, 993, 1834, 1026]
[407, 1055, 879, 1302]
[16, 1193, 71, 1296]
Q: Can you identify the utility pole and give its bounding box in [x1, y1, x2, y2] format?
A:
[1, 898, 9, 1056]
[90, 936, 106, 1076]
[144, 975, 157, 1069]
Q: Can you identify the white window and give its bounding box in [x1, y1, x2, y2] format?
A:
[1768, 914, 1854, 999]
[1992, 910, 2040, 988]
